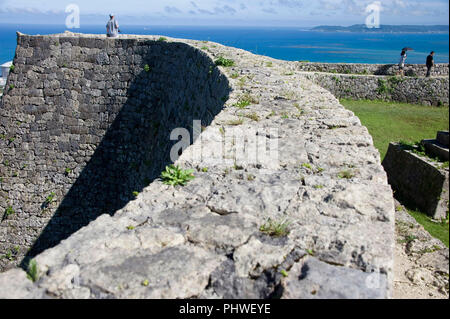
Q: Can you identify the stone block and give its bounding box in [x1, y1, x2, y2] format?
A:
[382, 142, 449, 219]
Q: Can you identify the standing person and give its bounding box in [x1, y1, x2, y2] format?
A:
[398, 50, 407, 76]
[426, 51, 435, 77]
[106, 14, 120, 38]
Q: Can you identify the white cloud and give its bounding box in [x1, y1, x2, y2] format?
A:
[0, 0, 448, 25]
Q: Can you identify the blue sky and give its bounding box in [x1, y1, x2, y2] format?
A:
[0, 0, 448, 26]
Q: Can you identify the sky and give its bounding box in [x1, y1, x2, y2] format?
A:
[0, 0, 448, 27]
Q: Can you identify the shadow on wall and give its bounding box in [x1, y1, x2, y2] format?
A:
[20, 41, 231, 268]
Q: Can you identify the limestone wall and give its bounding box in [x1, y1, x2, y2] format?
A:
[297, 62, 449, 77]
[0, 32, 230, 270]
[301, 72, 449, 106]
[0, 34, 395, 299]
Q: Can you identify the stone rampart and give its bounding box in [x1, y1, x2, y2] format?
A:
[301, 72, 449, 106]
[0, 32, 230, 270]
[296, 62, 449, 77]
[0, 33, 395, 299]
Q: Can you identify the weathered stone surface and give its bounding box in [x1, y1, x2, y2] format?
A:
[394, 206, 448, 298]
[0, 33, 395, 299]
[281, 256, 388, 299]
[0, 268, 46, 299]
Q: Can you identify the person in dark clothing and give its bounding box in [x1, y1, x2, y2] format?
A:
[426, 51, 435, 77]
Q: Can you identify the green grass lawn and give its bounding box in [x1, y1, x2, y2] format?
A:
[408, 209, 449, 247]
[340, 99, 449, 160]
[341, 98, 449, 247]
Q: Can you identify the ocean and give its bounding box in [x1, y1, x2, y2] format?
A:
[0, 23, 449, 69]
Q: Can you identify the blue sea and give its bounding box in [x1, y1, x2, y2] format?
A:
[0, 24, 449, 68]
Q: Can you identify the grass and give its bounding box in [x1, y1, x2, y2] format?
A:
[341, 98, 449, 247]
[408, 209, 449, 247]
[259, 218, 291, 237]
[341, 99, 449, 161]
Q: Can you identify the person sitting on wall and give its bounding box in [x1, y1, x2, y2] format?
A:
[106, 14, 121, 38]
[426, 51, 435, 78]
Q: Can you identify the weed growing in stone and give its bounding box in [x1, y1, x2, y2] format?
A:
[4, 206, 15, 217]
[338, 170, 354, 179]
[27, 259, 39, 282]
[259, 218, 291, 237]
[230, 72, 239, 79]
[234, 93, 259, 109]
[144, 64, 151, 72]
[243, 112, 260, 122]
[215, 56, 235, 67]
[280, 269, 288, 277]
[306, 249, 315, 256]
[227, 118, 244, 126]
[161, 165, 195, 186]
[301, 163, 312, 170]
[3, 246, 19, 261]
[45, 192, 56, 205]
[9, 65, 15, 72]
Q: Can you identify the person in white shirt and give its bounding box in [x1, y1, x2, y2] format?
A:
[106, 14, 120, 38]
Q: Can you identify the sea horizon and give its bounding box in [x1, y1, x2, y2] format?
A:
[0, 23, 449, 67]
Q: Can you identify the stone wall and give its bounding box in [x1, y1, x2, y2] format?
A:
[296, 62, 449, 77]
[0, 33, 395, 299]
[0, 32, 230, 270]
[301, 72, 449, 106]
[382, 143, 449, 219]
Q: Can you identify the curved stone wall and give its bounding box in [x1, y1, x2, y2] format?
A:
[0, 32, 230, 270]
[0, 34, 395, 299]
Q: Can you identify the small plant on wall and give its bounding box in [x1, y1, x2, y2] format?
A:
[160, 165, 195, 186]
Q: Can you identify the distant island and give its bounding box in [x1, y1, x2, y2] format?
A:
[311, 24, 449, 33]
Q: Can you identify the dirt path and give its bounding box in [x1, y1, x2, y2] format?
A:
[394, 201, 449, 299]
